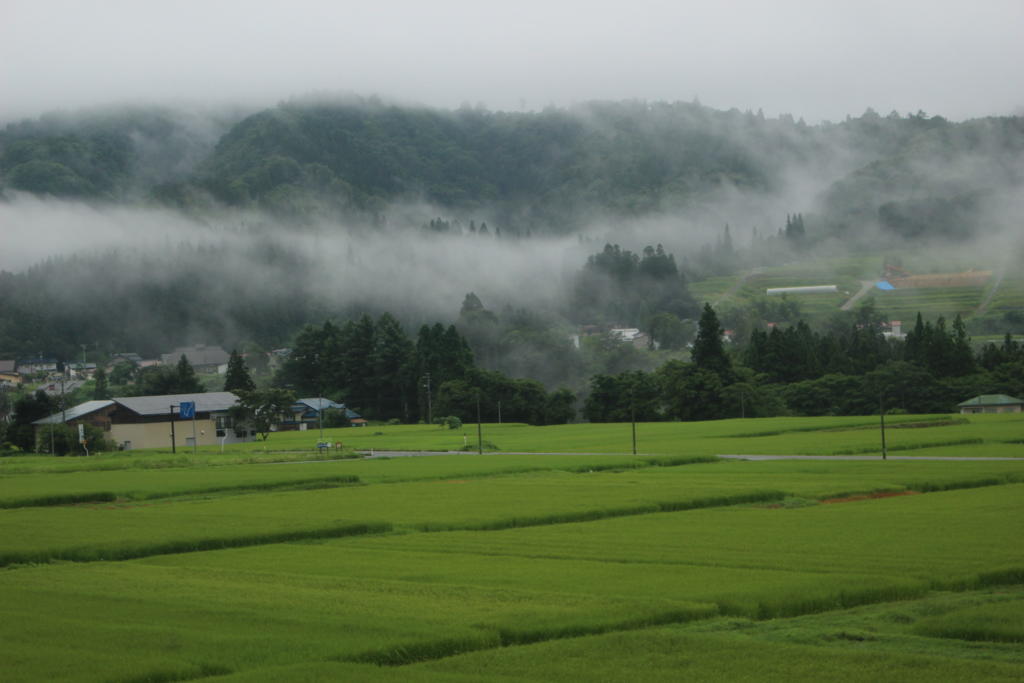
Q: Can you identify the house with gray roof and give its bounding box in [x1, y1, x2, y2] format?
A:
[160, 345, 231, 372]
[282, 398, 363, 430]
[34, 391, 251, 451]
[957, 394, 1024, 414]
[0, 360, 21, 386]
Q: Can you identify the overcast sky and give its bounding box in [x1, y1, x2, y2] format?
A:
[2, 0, 1022, 124]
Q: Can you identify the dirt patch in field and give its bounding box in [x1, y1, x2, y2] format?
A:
[820, 491, 920, 504]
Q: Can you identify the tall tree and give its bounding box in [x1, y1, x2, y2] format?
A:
[174, 354, 205, 394]
[92, 366, 110, 400]
[230, 388, 296, 441]
[223, 349, 256, 393]
[691, 303, 732, 379]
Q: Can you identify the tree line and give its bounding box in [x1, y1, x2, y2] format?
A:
[271, 314, 576, 425]
[584, 304, 1024, 421]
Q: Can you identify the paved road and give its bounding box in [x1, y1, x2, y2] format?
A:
[840, 280, 875, 311]
[975, 265, 1007, 316]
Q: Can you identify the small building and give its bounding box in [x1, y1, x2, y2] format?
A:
[957, 394, 1024, 415]
[281, 398, 362, 430]
[34, 391, 249, 450]
[17, 357, 58, 375]
[766, 285, 838, 296]
[609, 327, 651, 349]
[160, 345, 231, 373]
[0, 360, 22, 386]
[69, 363, 98, 380]
[883, 321, 905, 340]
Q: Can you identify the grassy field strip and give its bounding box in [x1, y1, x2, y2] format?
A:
[1, 465, 1020, 680]
[2, 415, 1017, 475]
[0, 453, 709, 508]
[386, 621, 1024, 683]
[0, 560, 716, 682]
[3, 460, 1024, 567]
[336, 485, 1024, 586]
[207, 633, 1024, 682]
[4, 459, 1024, 567]
[913, 599, 1024, 643]
[129, 485, 1022, 673]
[0, 471, 787, 566]
[0, 472, 361, 509]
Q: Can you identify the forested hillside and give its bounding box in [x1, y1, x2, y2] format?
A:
[3, 98, 1021, 238]
[0, 106, 240, 200]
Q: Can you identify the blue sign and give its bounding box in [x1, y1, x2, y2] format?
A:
[179, 401, 196, 419]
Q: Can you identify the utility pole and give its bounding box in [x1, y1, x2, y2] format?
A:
[169, 404, 176, 453]
[631, 402, 637, 455]
[626, 387, 634, 456]
[423, 373, 432, 426]
[880, 392, 887, 460]
[477, 392, 483, 455]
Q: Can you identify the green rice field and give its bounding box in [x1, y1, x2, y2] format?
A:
[1, 413, 1022, 681]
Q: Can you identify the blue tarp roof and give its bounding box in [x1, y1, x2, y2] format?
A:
[875, 281, 896, 291]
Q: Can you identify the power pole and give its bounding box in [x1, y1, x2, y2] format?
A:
[423, 373, 432, 426]
[477, 393, 483, 455]
[169, 405, 176, 453]
[880, 392, 887, 460]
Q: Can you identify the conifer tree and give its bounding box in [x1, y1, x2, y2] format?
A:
[224, 349, 256, 393]
[692, 303, 732, 379]
[175, 354, 204, 394]
[93, 367, 110, 400]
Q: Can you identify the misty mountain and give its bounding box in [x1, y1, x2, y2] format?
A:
[0, 105, 245, 200]
[821, 113, 1024, 239]
[4, 97, 1021, 242]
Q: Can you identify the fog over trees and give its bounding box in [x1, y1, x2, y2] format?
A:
[2, 97, 1023, 423]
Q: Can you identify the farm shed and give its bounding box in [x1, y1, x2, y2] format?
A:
[957, 394, 1024, 414]
[766, 285, 838, 296]
[34, 391, 249, 450]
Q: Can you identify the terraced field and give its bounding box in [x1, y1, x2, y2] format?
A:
[2, 414, 1022, 681]
[864, 285, 987, 321]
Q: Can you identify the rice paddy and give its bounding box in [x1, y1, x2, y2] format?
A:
[1, 414, 1021, 681]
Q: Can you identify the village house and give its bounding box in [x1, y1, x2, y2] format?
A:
[0, 360, 22, 386]
[160, 345, 231, 373]
[280, 398, 365, 430]
[957, 394, 1024, 415]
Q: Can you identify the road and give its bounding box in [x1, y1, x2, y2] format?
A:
[840, 280, 875, 311]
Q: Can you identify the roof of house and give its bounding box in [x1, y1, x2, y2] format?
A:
[294, 398, 361, 419]
[33, 400, 116, 425]
[160, 345, 231, 367]
[0, 360, 17, 373]
[957, 394, 1024, 407]
[116, 391, 239, 416]
[295, 398, 346, 412]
